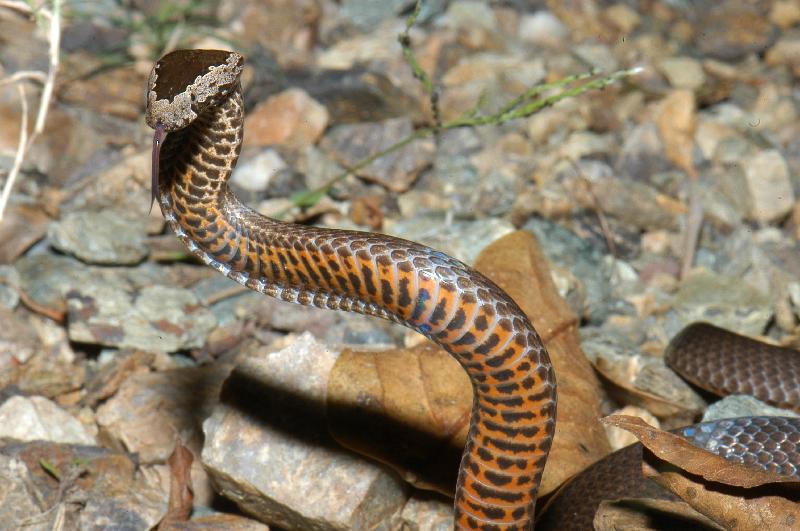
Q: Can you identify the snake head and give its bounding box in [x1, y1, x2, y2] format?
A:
[145, 49, 244, 132]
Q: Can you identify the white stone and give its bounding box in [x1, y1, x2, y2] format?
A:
[744, 149, 794, 222]
[518, 11, 569, 48]
[0, 396, 96, 445]
[231, 149, 288, 192]
[658, 56, 706, 90]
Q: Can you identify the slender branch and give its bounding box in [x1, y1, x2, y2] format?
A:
[0, 0, 61, 221]
[34, 0, 60, 136]
[0, 84, 29, 218]
[0, 71, 47, 87]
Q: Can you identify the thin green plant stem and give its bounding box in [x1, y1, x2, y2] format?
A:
[281, 67, 641, 217]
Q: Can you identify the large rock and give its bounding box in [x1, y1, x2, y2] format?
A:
[202, 333, 408, 530]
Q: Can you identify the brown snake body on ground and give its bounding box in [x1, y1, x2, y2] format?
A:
[145, 50, 800, 530]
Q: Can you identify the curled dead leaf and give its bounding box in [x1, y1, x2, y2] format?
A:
[602, 415, 798, 487]
[474, 231, 611, 494]
[603, 415, 800, 530]
[157, 440, 194, 529]
[327, 343, 470, 495]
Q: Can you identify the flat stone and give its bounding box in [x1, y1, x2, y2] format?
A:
[744, 149, 794, 222]
[161, 513, 271, 530]
[96, 365, 231, 463]
[15, 254, 94, 318]
[665, 268, 772, 338]
[524, 218, 613, 324]
[202, 333, 407, 530]
[771, 0, 800, 28]
[0, 204, 50, 264]
[604, 4, 641, 33]
[581, 332, 707, 416]
[231, 149, 289, 193]
[320, 118, 435, 193]
[658, 57, 706, 90]
[219, 0, 319, 67]
[0, 307, 37, 389]
[317, 20, 407, 70]
[13, 325, 86, 400]
[0, 453, 42, 529]
[0, 265, 20, 309]
[766, 38, 800, 75]
[0, 441, 165, 529]
[0, 395, 95, 444]
[656, 89, 697, 177]
[573, 43, 619, 72]
[244, 89, 329, 149]
[691, 1, 777, 61]
[384, 215, 514, 266]
[61, 149, 151, 216]
[517, 11, 569, 49]
[616, 123, 672, 182]
[339, 0, 413, 30]
[399, 495, 453, 531]
[48, 209, 149, 265]
[66, 282, 216, 352]
[703, 394, 800, 422]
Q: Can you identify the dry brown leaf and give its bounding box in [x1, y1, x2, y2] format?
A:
[602, 415, 799, 487]
[349, 195, 384, 230]
[157, 440, 195, 529]
[474, 230, 611, 494]
[594, 498, 723, 531]
[327, 342, 470, 495]
[642, 459, 800, 531]
[602, 416, 800, 529]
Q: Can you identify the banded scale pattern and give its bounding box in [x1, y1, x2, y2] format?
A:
[666, 323, 800, 413]
[146, 50, 557, 530]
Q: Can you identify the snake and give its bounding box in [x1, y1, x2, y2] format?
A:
[538, 323, 800, 528]
[145, 49, 556, 530]
[144, 49, 800, 530]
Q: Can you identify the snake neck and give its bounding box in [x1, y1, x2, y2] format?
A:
[154, 72, 557, 529]
[158, 84, 258, 247]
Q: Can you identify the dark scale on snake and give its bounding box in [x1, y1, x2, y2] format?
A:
[146, 50, 800, 530]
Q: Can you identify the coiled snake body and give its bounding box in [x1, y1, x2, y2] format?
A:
[146, 49, 556, 530]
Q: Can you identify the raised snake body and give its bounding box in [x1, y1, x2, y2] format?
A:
[145, 49, 800, 530]
[146, 49, 556, 531]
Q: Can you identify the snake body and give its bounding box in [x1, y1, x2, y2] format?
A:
[666, 322, 800, 412]
[146, 50, 556, 530]
[537, 416, 800, 530]
[538, 324, 800, 528]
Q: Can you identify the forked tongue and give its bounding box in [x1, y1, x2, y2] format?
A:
[150, 123, 166, 213]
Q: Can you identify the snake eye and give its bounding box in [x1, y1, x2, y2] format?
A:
[190, 93, 196, 102]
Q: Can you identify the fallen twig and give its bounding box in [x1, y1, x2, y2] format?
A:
[0, 0, 61, 221]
